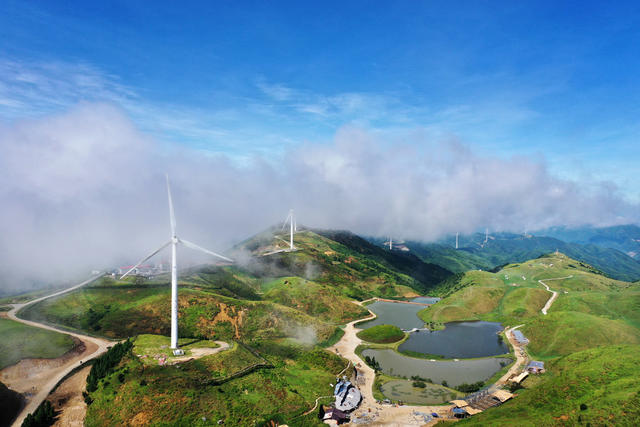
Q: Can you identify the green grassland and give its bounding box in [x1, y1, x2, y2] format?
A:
[85, 339, 346, 426]
[522, 312, 640, 358]
[460, 345, 640, 426]
[0, 318, 75, 369]
[133, 334, 220, 365]
[356, 324, 405, 344]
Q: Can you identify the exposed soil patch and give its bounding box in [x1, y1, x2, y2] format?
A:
[0, 337, 89, 395]
[49, 365, 91, 427]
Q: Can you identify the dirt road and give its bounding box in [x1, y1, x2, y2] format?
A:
[4, 275, 113, 427]
[539, 276, 572, 315]
[492, 325, 527, 389]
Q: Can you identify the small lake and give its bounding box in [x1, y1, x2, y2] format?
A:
[358, 301, 425, 330]
[362, 348, 511, 387]
[380, 380, 460, 405]
[399, 321, 508, 358]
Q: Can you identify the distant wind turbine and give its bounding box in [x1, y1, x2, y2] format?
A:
[456, 232, 459, 249]
[281, 209, 296, 250]
[120, 175, 233, 351]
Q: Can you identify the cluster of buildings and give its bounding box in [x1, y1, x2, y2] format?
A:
[111, 262, 169, 278]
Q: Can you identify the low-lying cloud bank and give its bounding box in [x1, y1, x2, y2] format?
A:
[0, 104, 637, 293]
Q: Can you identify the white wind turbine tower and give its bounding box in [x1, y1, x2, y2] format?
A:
[455, 232, 459, 249]
[120, 176, 233, 352]
[281, 209, 296, 250]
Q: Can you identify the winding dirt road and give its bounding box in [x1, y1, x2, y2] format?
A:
[538, 276, 572, 315]
[492, 325, 527, 389]
[5, 275, 113, 427]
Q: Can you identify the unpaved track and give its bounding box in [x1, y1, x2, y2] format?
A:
[328, 301, 453, 426]
[538, 276, 572, 315]
[492, 325, 527, 389]
[5, 275, 113, 427]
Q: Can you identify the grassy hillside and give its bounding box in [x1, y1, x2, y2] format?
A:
[239, 229, 452, 299]
[522, 312, 640, 358]
[0, 318, 75, 369]
[356, 324, 405, 344]
[460, 345, 640, 426]
[85, 339, 345, 426]
[261, 276, 369, 324]
[419, 253, 640, 348]
[20, 282, 338, 345]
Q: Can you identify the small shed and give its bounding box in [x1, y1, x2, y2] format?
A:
[512, 330, 529, 345]
[527, 361, 545, 373]
[511, 372, 529, 384]
[452, 407, 469, 419]
[450, 400, 468, 408]
[465, 407, 483, 415]
[491, 390, 514, 403]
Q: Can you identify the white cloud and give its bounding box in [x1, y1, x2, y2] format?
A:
[0, 104, 637, 293]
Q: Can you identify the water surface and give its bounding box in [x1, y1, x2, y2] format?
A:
[362, 348, 510, 387]
[358, 301, 425, 330]
[399, 321, 508, 358]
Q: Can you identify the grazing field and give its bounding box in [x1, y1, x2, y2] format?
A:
[460, 345, 640, 426]
[0, 318, 75, 369]
[522, 311, 640, 358]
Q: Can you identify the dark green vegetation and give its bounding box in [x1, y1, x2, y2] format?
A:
[87, 340, 133, 392]
[356, 324, 405, 343]
[21, 400, 55, 427]
[0, 318, 75, 369]
[417, 252, 640, 425]
[1, 381, 25, 426]
[388, 231, 640, 282]
[461, 345, 640, 426]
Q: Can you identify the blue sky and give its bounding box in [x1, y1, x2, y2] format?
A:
[1, 0, 639, 197]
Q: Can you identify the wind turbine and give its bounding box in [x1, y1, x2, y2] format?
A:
[120, 176, 233, 351]
[281, 209, 296, 250]
[455, 232, 459, 249]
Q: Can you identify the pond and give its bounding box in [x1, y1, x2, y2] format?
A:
[399, 321, 508, 358]
[380, 380, 461, 405]
[358, 301, 426, 330]
[362, 348, 511, 387]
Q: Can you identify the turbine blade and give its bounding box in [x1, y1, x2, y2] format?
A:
[179, 239, 234, 263]
[281, 212, 291, 231]
[166, 174, 176, 236]
[120, 240, 172, 279]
